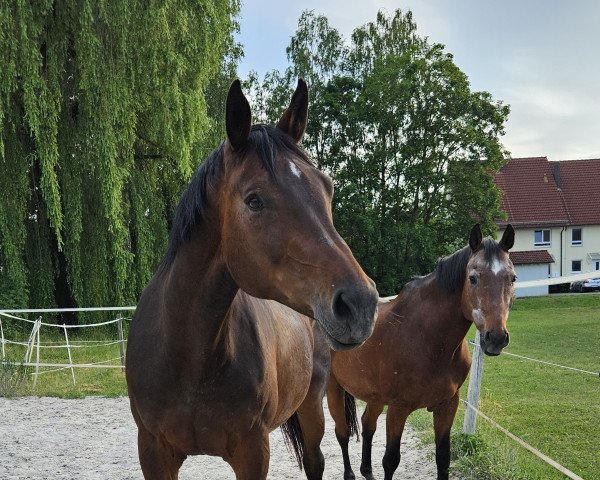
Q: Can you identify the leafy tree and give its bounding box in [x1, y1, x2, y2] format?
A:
[248, 10, 509, 295]
[0, 1, 240, 315]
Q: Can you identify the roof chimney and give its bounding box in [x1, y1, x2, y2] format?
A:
[552, 162, 561, 189]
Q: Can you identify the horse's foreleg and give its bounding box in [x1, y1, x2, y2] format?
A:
[137, 425, 186, 480]
[327, 375, 356, 480]
[297, 395, 326, 480]
[296, 340, 329, 480]
[432, 393, 459, 480]
[359, 402, 384, 480]
[228, 430, 270, 480]
[382, 405, 409, 480]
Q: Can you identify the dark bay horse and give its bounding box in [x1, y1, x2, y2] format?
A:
[326, 224, 515, 480]
[126, 79, 379, 479]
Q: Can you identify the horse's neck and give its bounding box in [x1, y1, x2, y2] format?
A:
[419, 276, 472, 355]
[160, 228, 239, 364]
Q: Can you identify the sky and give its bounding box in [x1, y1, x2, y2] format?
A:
[235, 0, 600, 161]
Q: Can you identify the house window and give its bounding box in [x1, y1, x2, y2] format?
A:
[571, 260, 582, 272]
[594, 261, 600, 271]
[572, 228, 582, 246]
[534, 229, 550, 247]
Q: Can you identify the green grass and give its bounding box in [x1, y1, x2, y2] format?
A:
[408, 294, 600, 480]
[1, 324, 128, 398]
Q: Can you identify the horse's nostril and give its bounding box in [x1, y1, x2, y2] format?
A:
[333, 291, 352, 320]
[484, 331, 491, 343]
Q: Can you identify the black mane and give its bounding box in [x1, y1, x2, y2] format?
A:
[435, 238, 504, 294]
[159, 125, 311, 270]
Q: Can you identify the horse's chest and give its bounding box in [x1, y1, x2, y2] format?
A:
[422, 358, 470, 406]
[159, 374, 269, 456]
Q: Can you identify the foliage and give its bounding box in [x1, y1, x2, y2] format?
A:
[247, 10, 510, 294]
[0, 0, 240, 314]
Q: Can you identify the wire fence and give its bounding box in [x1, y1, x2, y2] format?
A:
[467, 340, 599, 377]
[0, 308, 134, 387]
[463, 329, 596, 480]
[462, 396, 585, 480]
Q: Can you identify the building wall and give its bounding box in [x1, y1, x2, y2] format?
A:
[565, 225, 600, 274]
[497, 225, 600, 277]
[514, 264, 550, 297]
[500, 226, 563, 276]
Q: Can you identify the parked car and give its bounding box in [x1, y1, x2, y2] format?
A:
[571, 277, 600, 292]
[582, 277, 600, 292]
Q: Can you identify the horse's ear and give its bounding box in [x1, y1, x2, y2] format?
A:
[469, 224, 483, 252]
[226, 79, 251, 151]
[499, 224, 515, 251]
[276, 78, 308, 143]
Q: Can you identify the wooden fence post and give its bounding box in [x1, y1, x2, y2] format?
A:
[464, 329, 485, 434]
[117, 316, 125, 372]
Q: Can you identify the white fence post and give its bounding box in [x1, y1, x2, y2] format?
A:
[0, 316, 5, 359]
[24, 318, 41, 365]
[63, 325, 76, 385]
[33, 318, 41, 388]
[464, 329, 484, 434]
[117, 316, 125, 372]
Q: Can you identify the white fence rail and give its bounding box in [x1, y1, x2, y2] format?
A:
[514, 271, 599, 289]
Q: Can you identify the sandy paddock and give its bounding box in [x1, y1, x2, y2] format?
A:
[0, 396, 447, 479]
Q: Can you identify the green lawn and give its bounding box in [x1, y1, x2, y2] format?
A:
[410, 294, 600, 480]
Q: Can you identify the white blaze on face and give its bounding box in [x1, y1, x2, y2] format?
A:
[471, 308, 485, 328]
[289, 160, 301, 178]
[491, 257, 504, 275]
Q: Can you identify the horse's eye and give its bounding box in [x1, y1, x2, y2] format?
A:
[511, 275, 517, 283]
[469, 275, 477, 285]
[245, 194, 264, 211]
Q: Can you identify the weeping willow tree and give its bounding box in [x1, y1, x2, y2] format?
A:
[0, 1, 240, 315]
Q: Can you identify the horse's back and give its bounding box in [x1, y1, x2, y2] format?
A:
[331, 281, 471, 409]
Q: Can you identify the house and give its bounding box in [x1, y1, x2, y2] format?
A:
[494, 157, 600, 296]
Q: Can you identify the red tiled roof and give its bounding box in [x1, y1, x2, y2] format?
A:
[550, 159, 600, 225]
[509, 250, 554, 265]
[494, 157, 570, 228]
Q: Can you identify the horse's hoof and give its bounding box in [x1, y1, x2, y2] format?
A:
[360, 472, 375, 480]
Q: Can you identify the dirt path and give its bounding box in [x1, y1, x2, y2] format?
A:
[0, 396, 447, 479]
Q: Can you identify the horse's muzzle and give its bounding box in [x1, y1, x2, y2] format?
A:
[316, 282, 379, 351]
[481, 329, 510, 356]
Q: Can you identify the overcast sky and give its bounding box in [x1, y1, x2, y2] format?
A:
[235, 0, 600, 161]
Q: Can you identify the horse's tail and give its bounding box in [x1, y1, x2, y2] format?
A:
[281, 412, 305, 470]
[344, 390, 361, 439]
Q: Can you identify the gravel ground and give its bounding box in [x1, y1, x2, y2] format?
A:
[0, 396, 448, 479]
